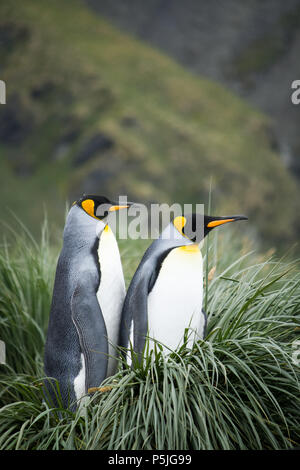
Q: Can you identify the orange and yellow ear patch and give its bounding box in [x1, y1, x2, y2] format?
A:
[81, 199, 97, 219]
[207, 218, 235, 228]
[173, 216, 186, 235]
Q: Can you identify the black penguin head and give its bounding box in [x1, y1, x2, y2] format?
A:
[74, 194, 130, 221]
[173, 213, 248, 243]
[203, 215, 248, 238]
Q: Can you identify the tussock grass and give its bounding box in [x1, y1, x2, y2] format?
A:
[0, 223, 299, 449]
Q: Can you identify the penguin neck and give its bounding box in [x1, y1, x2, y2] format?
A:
[159, 222, 192, 246]
[63, 205, 105, 252]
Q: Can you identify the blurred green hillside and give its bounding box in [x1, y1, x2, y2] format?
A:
[0, 0, 299, 248]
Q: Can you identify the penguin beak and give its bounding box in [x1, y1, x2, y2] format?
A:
[109, 205, 129, 212]
[109, 203, 134, 212]
[108, 201, 136, 212]
[207, 215, 248, 228]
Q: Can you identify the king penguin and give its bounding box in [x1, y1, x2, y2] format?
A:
[120, 213, 247, 359]
[44, 194, 131, 410]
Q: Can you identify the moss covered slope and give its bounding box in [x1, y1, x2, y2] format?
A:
[0, 0, 299, 247]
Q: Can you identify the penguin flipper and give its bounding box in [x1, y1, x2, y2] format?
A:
[133, 276, 150, 356]
[71, 274, 108, 392]
[121, 246, 176, 357]
[120, 273, 149, 357]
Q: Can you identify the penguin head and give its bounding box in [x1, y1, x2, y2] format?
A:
[173, 213, 248, 243]
[74, 194, 131, 221]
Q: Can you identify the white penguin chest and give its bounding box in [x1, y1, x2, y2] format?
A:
[96, 226, 125, 375]
[147, 245, 204, 352]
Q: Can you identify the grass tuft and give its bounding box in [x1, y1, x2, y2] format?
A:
[0, 221, 299, 449]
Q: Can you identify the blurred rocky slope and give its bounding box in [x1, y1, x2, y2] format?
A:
[0, 0, 299, 249]
[85, 0, 300, 178]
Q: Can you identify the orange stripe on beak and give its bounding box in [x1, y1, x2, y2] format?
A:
[109, 205, 129, 212]
[207, 218, 235, 228]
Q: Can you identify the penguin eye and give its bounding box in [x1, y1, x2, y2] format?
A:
[81, 199, 97, 219]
